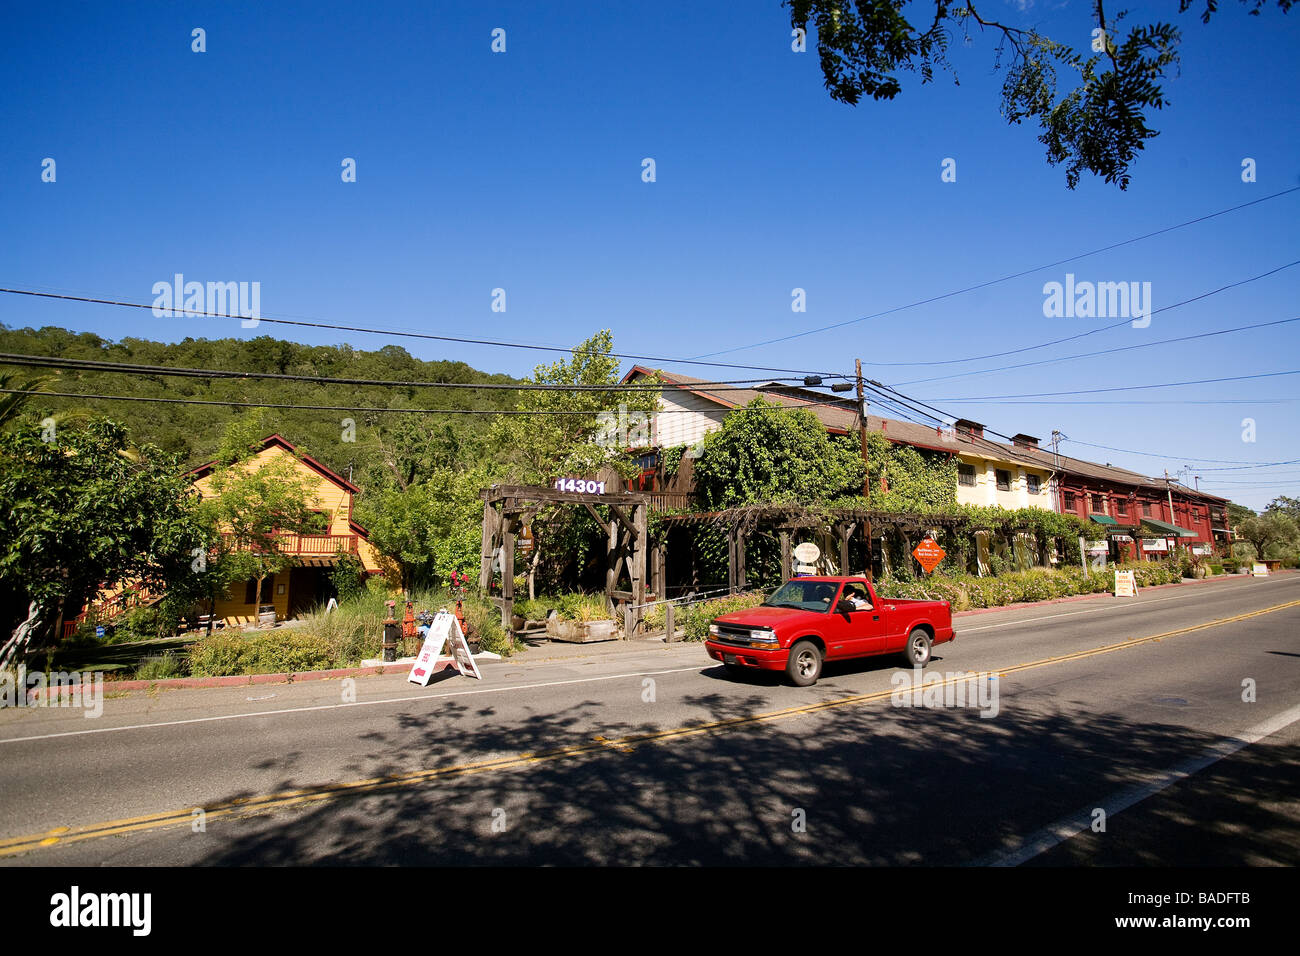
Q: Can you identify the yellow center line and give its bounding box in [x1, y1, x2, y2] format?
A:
[4, 597, 1298, 859]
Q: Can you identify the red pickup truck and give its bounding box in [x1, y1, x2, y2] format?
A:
[705, 576, 955, 686]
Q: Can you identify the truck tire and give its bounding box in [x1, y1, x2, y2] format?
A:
[903, 628, 933, 668]
[786, 640, 823, 687]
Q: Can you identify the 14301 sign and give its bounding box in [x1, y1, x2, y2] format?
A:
[553, 477, 606, 494]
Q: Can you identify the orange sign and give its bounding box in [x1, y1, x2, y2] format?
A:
[912, 539, 946, 574]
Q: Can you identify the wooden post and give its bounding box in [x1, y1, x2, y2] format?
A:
[501, 514, 516, 629]
[779, 530, 792, 582]
[665, 601, 675, 642]
[727, 528, 737, 593]
[479, 501, 497, 591]
[631, 504, 647, 635]
[736, 528, 747, 591]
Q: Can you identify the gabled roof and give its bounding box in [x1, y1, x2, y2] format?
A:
[187, 433, 362, 495]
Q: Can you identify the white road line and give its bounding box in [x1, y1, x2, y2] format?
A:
[975, 702, 1300, 867]
[0, 665, 704, 745]
[958, 578, 1296, 633]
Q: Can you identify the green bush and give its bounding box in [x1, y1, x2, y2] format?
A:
[644, 591, 768, 640]
[189, 632, 336, 677]
[134, 651, 187, 680]
[513, 593, 612, 623]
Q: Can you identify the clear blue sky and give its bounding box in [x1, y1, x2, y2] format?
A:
[2, 1, 1297, 509]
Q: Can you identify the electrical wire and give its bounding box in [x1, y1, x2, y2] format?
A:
[689, 186, 1300, 359]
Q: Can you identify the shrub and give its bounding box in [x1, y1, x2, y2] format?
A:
[188, 632, 336, 677]
[134, 651, 187, 680]
[644, 591, 767, 640]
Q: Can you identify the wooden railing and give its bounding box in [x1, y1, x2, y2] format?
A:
[645, 493, 696, 513]
[220, 533, 358, 555]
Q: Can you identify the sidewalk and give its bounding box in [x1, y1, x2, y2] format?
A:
[72, 569, 1294, 697]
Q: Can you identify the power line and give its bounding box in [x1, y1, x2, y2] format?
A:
[894, 308, 1300, 388]
[689, 186, 1300, 359]
[0, 388, 856, 417]
[0, 286, 832, 378]
[1060, 439, 1298, 467]
[0, 352, 801, 392]
[930, 369, 1300, 401]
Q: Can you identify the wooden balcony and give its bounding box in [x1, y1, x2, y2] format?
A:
[220, 533, 358, 556]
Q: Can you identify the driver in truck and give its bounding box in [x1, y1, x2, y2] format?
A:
[841, 584, 873, 610]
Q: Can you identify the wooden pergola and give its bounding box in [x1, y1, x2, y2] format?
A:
[479, 484, 652, 636]
[654, 504, 970, 591]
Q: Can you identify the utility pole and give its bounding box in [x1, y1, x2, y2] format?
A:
[855, 359, 873, 582]
[1194, 475, 1201, 491]
[1164, 469, 1176, 521]
[1050, 429, 1063, 509]
[856, 359, 869, 498]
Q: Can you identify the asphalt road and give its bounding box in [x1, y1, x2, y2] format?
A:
[2, 572, 1298, 865]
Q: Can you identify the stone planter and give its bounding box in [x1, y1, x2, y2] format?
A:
[545, 617, 619, 643]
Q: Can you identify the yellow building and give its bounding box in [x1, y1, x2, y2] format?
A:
[951, 425, 1054, 511]
[189, 434, 385, 625]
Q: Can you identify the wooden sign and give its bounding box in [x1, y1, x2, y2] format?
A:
[408, 611, 483, 685]
[912, 539, 946, 574]
[1114, 569, 1138, 597]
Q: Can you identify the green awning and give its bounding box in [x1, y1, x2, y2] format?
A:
[1140, 517, 1198, 537]
[1089, 513, 1118, 525]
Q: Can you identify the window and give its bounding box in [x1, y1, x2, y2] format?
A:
[1141, 501, 1152, 518]
[1026, 475, 1040, 495]
[995, 469, 1011, 492]
[1115, 498, 1128, 516]
[1091, 494, 1105, 514]
[244, 576, 274, 606]
[1063, 490, 1076, 511]
[958, 463, 977, 487]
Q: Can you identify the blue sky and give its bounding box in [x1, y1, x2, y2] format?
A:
[1, 1, 1297, 508]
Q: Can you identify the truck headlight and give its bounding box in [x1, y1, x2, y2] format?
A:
[748, 628, 777, 643]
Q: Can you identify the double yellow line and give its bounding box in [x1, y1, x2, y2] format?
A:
[4, 598, 1298, 859]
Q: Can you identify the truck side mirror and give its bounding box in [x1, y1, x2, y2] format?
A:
[836, 600, 855, 614]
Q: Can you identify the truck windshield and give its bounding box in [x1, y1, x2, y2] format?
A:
[762, 581, 840, 612]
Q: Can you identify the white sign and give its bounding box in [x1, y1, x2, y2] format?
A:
[1252, 563, 1269, 578]
[793, 542, 821, 564]
[407, 611, 482, 685]
[1141, 538, 1169, 552]
[1086, 540, 1108, 553]
[1191, 545, 1211, 556]
[1114, 570, 1138, 597]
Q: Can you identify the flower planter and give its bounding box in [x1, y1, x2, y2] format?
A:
[545, 617, 619, 643]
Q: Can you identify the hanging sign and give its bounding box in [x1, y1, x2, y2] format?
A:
[912, 539, 946, 574]
[1114, 569, 1138, 597]
[408, 611, 482, 685]
[1141, 538, 1169, 552]
[793, 542, 821, 564]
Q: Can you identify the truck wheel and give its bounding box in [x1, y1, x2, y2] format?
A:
[904, 628, 933, 667]
[786, 640, 823, 687]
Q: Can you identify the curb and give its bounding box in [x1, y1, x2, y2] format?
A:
[29, 570, 1293, 698]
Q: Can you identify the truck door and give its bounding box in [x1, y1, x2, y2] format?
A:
[835, 581, 887, 658]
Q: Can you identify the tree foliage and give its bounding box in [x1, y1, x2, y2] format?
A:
[1235, 511, 1299, 559]
[0, 419, 208, 649]
[490, 329, 660, 484]
[693, 399, 865, 508]
[787, 0, 1290, 189]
